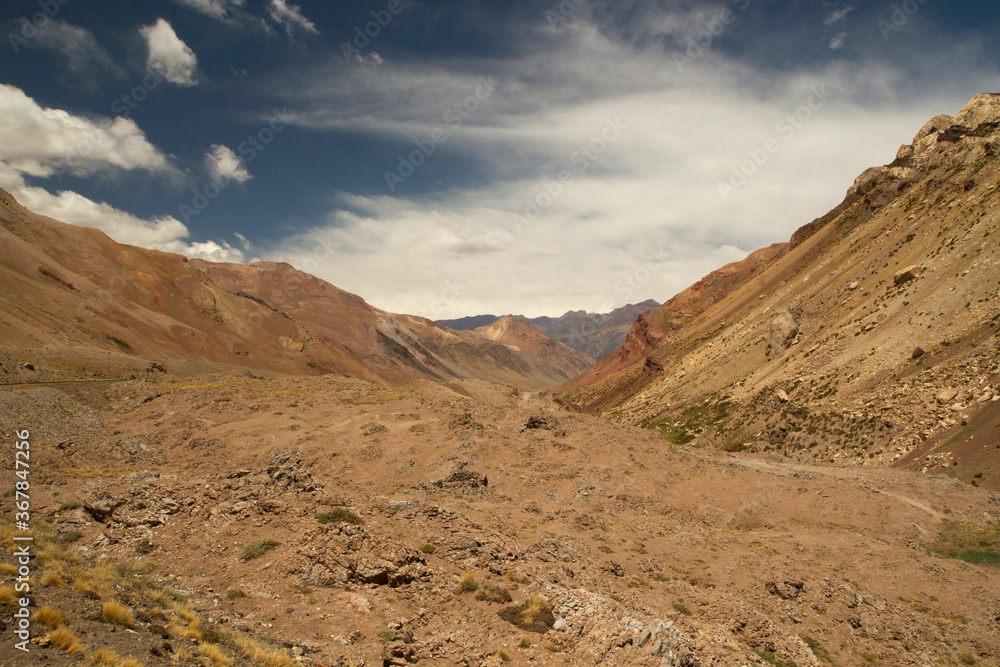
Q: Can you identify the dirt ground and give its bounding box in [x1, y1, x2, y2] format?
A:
[1, 375, 999, 666]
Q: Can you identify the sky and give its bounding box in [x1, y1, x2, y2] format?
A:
[1, 1, 998, 319]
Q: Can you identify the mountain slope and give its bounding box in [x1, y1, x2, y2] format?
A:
[470, 315, 594, 386]
[0, 190, 586, 390]
[561, 93, 1000, 488]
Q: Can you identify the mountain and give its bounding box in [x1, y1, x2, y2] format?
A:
[471, 315, 594, 386]
[0, 190, 587, 391]
[561, 93, 1000, 486]
[438, 300, 661, 361]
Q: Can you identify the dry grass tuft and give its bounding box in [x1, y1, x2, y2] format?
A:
[48, 626, 85, 654]
[459, 571, 479, 593]
[0, 585, 16, 606]
[41, 571, 67, 587]
[222, 629, 298, 667]
[32, 606, 66, 628]
[89, 648, 144, 667]
[102, 600, 136, 627]
[199, 642, 234, 667]
[498, 594, 556, 633]
[476, 581, 513, 604]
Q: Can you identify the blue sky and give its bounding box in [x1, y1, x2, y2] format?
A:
[1, 0, 998, 318]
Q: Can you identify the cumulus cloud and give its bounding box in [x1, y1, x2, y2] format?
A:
[140, 18, 198, 86]
[267, 0, 318, 37]
[258, 5, 996, 318]
[0, 84, 242, 263]
[205, 144, 252, 184]
[0, 83, 173, 179]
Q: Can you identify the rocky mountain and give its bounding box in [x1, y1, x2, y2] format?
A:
[561, 93, 1000, 490]
[0, 190, 587, 391]
[439, 300, 661, 361]
[471, 315, 594, 387]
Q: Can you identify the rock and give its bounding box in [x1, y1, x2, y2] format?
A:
[936, 388, 959, 404]
[848, 281, 859, 290]
[911, 347, 925, 360]
[894, 265, 922, 286]
[523, 415, 559, 430]
[775, 390, 790, 403]
[637, 628, 651, 647]
[553, 618, 566, 631]
[767, 311, 799, 360]
[765, 580, 804, 600]
[651, 638, 662, 656]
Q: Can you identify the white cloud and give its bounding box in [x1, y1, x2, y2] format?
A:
[829, 32, 847, 50]
[267, 0, 318, 37]
[0, 84, 242, 264]
[175, 0, 246, 19]
[0, 83, 173, 178]
[205, 144, 252, 184]
[824, 7, 853, 25]
[139, 18, 199, 87]
[257, 7, 997, 318]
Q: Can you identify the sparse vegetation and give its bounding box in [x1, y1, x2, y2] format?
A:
[48, 626, 85, 654]
[135, 537, 154, 555]
[102, 600, 136, 627]
[316, 507, 363, 525]
[498, 648, 512, 661]
[221, 629, 298, 667]
[418, 542, 436, 554]
[239, 539, 279, 561]
[673, 602, 693, 616]
[475, 581, 513, 603]
[32, 606, 66, 628]
[459, 571, 480, 593]
[40, 570, 66, 587]
[498, 594, 555, 632]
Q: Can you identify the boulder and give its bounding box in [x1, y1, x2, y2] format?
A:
[936, 388, 959, 404]
[767, 311, 799, 360]
[894, 265, 922, 286]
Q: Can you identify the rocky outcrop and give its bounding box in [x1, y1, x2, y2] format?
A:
[767, 311, 799, 360]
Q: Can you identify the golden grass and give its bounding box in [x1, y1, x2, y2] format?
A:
[522, 594, 552, 626]
[89, 648, 144, 667]
[41, 571, 67, 587]
[169, 613, 203, 641]
[48, 626, 85, 654]
[101, 601, 136, 627]
[0, 585, 16, 606]
[222, 629, 298, 667]
[32, 606, 66, 629]
[0, 563, 17, 576]
[199, 642, 234, 667]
